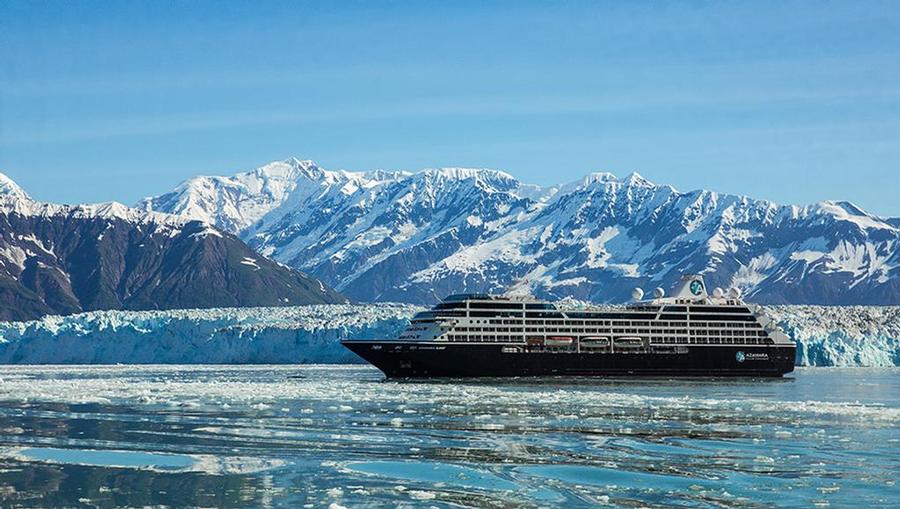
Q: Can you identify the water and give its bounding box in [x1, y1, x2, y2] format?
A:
[0, 366, 897, 508]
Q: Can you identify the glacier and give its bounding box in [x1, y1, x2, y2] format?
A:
[0, 304, 897, 367]
[765, 305, 900, 367]
[0, 304, 423, 365]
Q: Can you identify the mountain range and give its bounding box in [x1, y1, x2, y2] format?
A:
[0, 172, 345, 321]
[139, 158, 900, 305]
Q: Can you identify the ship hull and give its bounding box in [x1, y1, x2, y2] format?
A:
[342, 340, 796, 378]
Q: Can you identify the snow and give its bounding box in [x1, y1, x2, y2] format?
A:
[189, 225, 224, 239]
[0, 304, 896, 367]
[609, 263, 640, 277]
[790, 245, 827, 263]
[0, 171, 30, 201]
[584, 226, 618, 268]
[240, 256, 260, 270]
[817, 201, 893, 231]
[0, 244, 27, 272]
[466, 215, 483, 227]
[821, 240, 897, 288]
[0, 173, 206, 244]
[731, 252, 779, 289]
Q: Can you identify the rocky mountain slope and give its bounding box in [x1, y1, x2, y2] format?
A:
[0, 172, 346, 321]
[139, 158, 900, 305]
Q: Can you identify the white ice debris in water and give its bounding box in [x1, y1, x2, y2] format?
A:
[3, 446, 284, 475]
[0, 304, 423, 364]
[0, 304, 896, 366]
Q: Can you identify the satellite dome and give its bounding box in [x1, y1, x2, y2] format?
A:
[631, 287, 644, 301]
[712, 287, 724, 298]
[653, 287, 665, 299]
[729, 287, 743, 299]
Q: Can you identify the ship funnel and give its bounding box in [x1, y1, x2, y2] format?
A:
[672, 274, 708, 299]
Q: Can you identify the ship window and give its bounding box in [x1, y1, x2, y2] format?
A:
[434, 302, 467, 310]
[525, 312, 564, 319]
[690, 314, 755, 322]
[690, 306, 751, 314]
[470, 302, 524, 310]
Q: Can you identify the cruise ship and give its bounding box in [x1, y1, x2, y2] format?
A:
[341, 275, 796, 377]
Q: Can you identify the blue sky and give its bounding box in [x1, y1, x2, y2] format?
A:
[1, 0, 899, 215]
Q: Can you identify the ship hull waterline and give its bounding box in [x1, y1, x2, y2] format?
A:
[342, 340, 796, 378]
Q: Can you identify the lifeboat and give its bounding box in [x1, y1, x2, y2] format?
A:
[613, 336, 645, 348]
[545, 336, 574, 347]
[525, 336, 544, 346]
[580, 336, 610, 348]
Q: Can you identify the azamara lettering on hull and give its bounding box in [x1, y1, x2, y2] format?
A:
[342, 275, 797, 378]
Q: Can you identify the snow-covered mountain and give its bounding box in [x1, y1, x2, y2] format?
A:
[140, 158, 900, 305]
[0, 172, 346, 321]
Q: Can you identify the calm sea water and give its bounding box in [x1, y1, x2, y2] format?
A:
[0, 366, 897, 508]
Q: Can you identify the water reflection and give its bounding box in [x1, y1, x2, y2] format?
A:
[0, 366, 896, 508]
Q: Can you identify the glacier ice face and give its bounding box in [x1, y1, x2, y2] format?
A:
[765, 306, 900, 367]
[0, 304, 424, 365]
[0, 304, 897, 367]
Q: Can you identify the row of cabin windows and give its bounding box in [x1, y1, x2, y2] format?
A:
[448, 305, 750, 314]
[455, 327, 525, 333]
[457, 312, 758, 322]
[513, 318, 762, 327]
[463, 324, 764, 334]
[452, 302, 751, 314]
[499, 321, 763, 330]
[457, 316, 763, 328]
[444, 334, 773, 345]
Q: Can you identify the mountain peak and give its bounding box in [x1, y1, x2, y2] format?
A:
[624, 171, 654, 187]
[422, 167, 514, 179]
[286, 156, 317, 168]
[254, 158, 324, 180]
[0, 172, 30, 201]
[829, 200, 866, 216]
[583, 172, 619, 184]
[816, 200, 891, 231]
[417, 167, 520, 192]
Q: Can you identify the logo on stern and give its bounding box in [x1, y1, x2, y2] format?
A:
[735, 351, 746, 363]
[690, 280, 703, 295]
